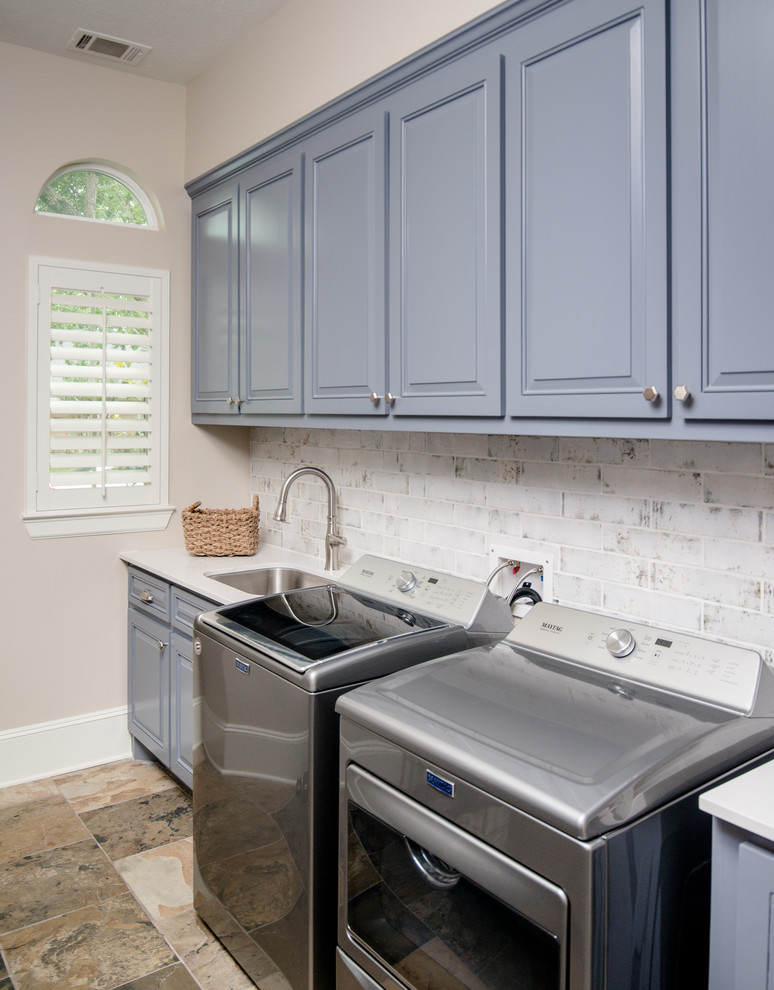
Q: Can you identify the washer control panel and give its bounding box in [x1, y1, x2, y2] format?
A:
[510, 602, 764, 714]
[339, 554, 495, 628]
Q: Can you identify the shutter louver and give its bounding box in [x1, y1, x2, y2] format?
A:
[48, 286, 153, 495]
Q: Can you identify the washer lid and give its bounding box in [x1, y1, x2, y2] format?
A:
[338, 640, 774, 839]
[202, 585, 448, 671]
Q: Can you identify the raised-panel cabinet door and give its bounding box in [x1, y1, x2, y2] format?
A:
[171, 632, 194, 789]
[505, 0, 668, 419]
[672, 0, 774, 420]
[305, 110, 388, 415]
[388, 46, 503, 417]
[128, 607, 169, 765]
[241, 150, 304, 413]
[191, 181, 239, 414]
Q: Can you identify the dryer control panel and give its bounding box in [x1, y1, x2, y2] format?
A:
[509, 602, 768, 715]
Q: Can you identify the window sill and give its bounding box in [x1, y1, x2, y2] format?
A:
[24, 506, 175, 539]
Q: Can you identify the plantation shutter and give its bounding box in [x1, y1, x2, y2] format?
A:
[36, 265, 163, 511]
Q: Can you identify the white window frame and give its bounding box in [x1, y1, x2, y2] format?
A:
[25, 256, 173, 538]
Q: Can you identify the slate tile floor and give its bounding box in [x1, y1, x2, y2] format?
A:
[0, 760, 256, 990]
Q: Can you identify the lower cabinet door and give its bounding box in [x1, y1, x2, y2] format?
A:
[171, 632, 194, 789]
[732, 841, 774, 989]
[128, 606, 169, 765]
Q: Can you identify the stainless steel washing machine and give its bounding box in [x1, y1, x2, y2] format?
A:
[192, 554, 513, 990]
[337, 602, 774, 990]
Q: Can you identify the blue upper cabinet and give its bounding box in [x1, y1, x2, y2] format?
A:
[191, 151, 303, 417]
[304, 110, 388, 415]
[191, 180, 239, 415]
[672, 0, 774, 420]
[388, 46, 504, 417]
[504, 0, 668, 419]
[240, 149, 303, 414]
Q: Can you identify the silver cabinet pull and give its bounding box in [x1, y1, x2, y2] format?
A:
[384, 392, 395, 405]
[673, 384, 692, 402]
[642, 385, 660, 402]
[369, 392, 381, 404]
[157, 640, 167, 651]
[139, 589, 154, 603]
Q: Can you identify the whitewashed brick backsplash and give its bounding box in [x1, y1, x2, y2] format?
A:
[250, 429, 774, 660]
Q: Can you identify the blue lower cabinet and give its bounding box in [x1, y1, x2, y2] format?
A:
[127, 568, 214, 789]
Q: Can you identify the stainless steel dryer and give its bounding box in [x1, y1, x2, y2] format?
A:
[337, 602, 774, 990]
[192, 554, 512, 990]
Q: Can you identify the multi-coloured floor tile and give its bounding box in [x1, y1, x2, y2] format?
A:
[80, 790, 193, 861]
[0, 892, 176, 990]
[55, 761, 180, 815]
[0, 796, 90, 862]
[115, 837, 194, 923]
[0, 839, 126, 934]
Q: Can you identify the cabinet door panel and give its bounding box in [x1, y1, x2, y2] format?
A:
[733, 841, 774, 989]
[389, 48, 503, 417]
[128, 607, 169, 764]
[241, 152, 303, 412]
[191, 183, 239, 414]
[306, 111, 387, 414]
[506, 0, 668, 418]
[171, 632, 194, 789]
[673, 0, 774, 419]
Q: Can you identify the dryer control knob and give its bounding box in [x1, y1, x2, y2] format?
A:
[396, 570, 417, 593]
[606, 628, 636, 658]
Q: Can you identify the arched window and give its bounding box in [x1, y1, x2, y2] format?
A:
[35, 162, 160, 229]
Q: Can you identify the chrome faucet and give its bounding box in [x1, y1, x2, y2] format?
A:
[273, 467, 347, 571]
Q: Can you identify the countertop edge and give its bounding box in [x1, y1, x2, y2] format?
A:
[119, 545, 340, 605]
[699, 759, 774, 843]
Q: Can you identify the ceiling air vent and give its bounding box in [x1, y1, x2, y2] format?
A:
[66, 30, 151, 66]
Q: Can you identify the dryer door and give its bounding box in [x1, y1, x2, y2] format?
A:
[340, 765, 568, 990]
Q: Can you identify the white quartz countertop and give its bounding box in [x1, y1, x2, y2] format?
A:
[699, 760, 774, 842]
[120, 545, 342, 605]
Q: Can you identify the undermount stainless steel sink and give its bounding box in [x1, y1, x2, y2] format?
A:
[206, 565, 327, 596]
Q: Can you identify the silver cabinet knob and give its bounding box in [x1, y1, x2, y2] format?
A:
[226, 396, 234, 406]
[369, 392, 381, 404]
[642, 385, 660, 402]
[673, 384, 692, 402]
[157, 640, 167, 651]
[606, 628, 636, 658]
[139, 589, 154, 603]
[235, 396, 242, 408]
[384, 392, 395, 405]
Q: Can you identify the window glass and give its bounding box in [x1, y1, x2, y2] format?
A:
[35, 164, 157, 228]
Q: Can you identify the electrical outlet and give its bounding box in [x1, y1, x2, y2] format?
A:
[488, 543, 554, 610]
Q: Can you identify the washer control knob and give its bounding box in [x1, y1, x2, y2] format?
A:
[606, 628, 636, 658]
[396, 570, 417, 593]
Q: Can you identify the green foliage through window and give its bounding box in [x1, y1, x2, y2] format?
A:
[36, 168, 150, 226]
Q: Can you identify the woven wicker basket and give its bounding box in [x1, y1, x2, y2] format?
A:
[182, 496, 260, 556]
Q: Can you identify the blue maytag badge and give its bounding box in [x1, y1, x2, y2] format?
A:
[426, 770, 454, 797]
[234, 657, 250, 674]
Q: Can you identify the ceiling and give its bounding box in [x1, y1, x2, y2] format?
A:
[0, 0, 290, 84]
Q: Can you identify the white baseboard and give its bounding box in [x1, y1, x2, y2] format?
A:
[0, 706, 133, 789]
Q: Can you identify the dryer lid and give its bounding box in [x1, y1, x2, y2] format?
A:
[337, 634, 774, 839]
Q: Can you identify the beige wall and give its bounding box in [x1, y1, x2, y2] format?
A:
[1, 42, 249, 733]
[185, 0, 504, 181]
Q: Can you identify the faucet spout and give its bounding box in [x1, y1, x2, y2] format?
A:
[272, 467, 347, 571]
